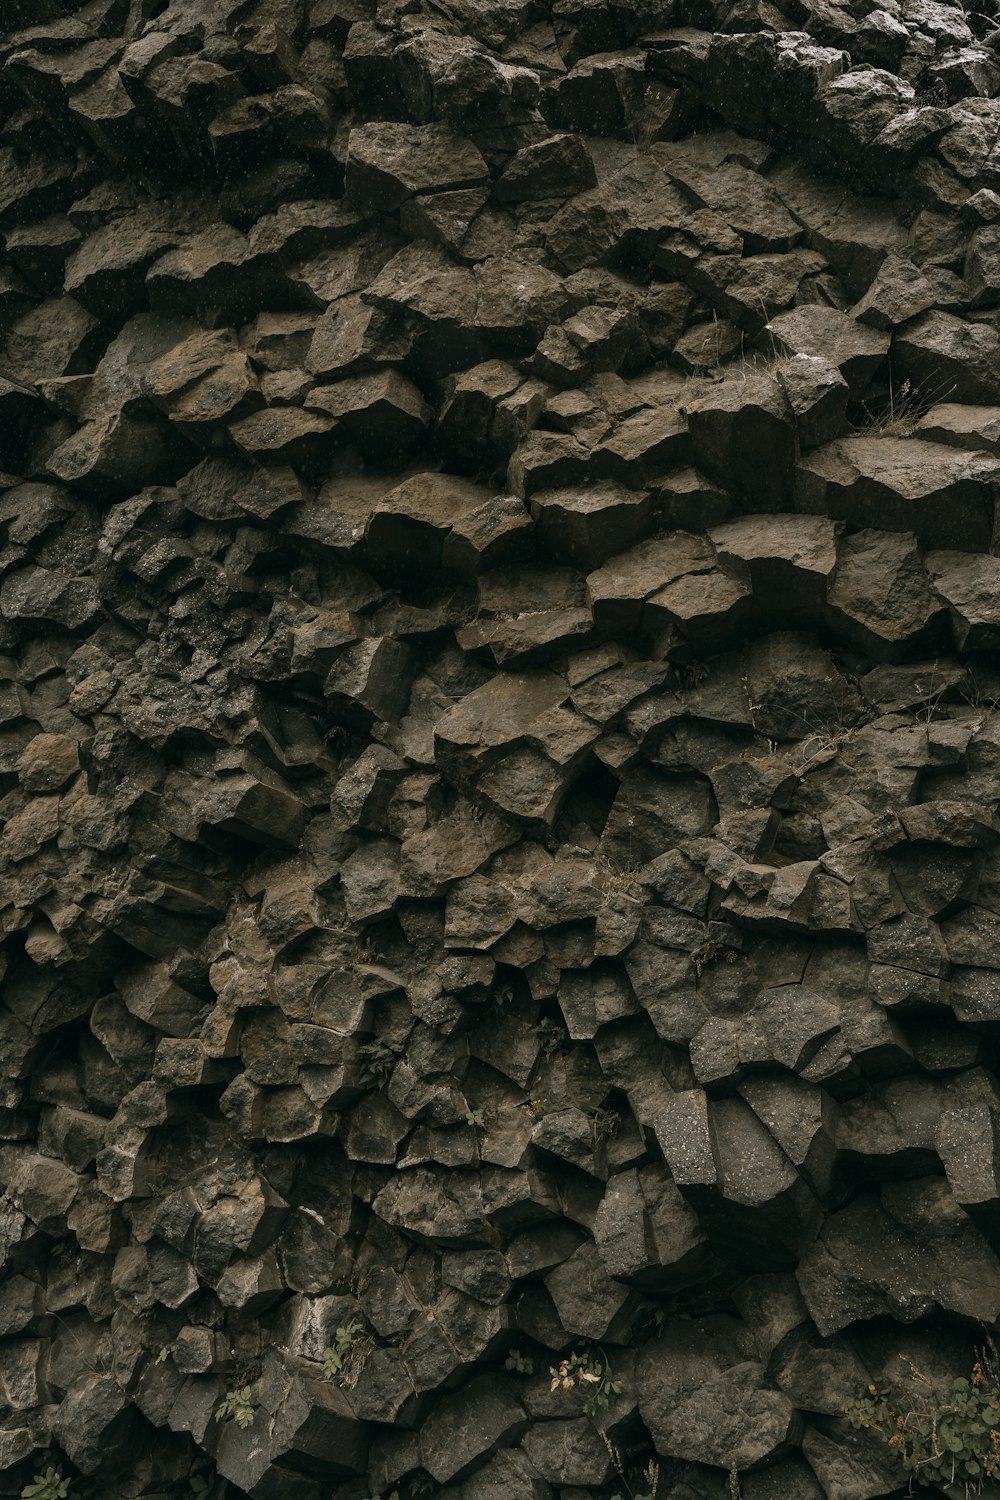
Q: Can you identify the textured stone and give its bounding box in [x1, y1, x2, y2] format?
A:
[796, 436, 1000, 549]
[686, 373, 796, 505]
[3, 4, 1000, 1496]
[767, 305, 889, 397]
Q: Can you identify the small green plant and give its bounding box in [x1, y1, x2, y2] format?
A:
[550, 1350, 624, 1417]
[846, 1348, 1000, 1491]
[407, 1473, 435, 1499]
[633, 1299, 667, 1340]
[215, 1387, 256, 1430]
[505, 1348, 534, 1375]
[494, 979, 515, 1006]
[22, 1464, 71, 1500]
[602, 1435, 660, 1500]
[465, 1108, 486, 1129]
[592, 1106, 620, 1141]
[532, 1019, 568, 1058]
[358, 1040, 396, 1086]
[322, 1320, 371, 1382]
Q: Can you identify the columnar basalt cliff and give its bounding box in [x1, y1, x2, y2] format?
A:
[4, 1, 1000, 1498]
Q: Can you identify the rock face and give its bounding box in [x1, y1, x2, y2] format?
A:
[3, 2, 1000, 1500]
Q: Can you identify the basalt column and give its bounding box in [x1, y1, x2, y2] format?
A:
[2, 2, 1000, 1499]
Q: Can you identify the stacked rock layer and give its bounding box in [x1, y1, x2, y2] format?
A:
[4, 0, 1000, 1497]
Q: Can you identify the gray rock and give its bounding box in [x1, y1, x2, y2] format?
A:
[826, 528, 945, 657]
[796, 1179, 1000, 1334]
[926, 549, 1000, 649]
[345, 122, 489, 215]
[522, 1418, 612, 1486]
[545, 1240, 632, 1340]
[710, 513, 840, 613]
[776, 354, 850, 448]
[420, 1374, 527, 1484]
[637, 1319, 802, 1470]
[495, 136, 597, 203]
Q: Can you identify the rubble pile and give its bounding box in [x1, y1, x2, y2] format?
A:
[4, 0, 1000, 1496]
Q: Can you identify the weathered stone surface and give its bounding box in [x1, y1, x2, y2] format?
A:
[637, 1320, 803, 1470]
[892, 310, 1000, 404]
[5, 4, 1000, 1497]
[925, 550, 1000, 649]
[797, 1180, 1000, 1333]
[495, 136, 597, 203]
[686, 373, 796, 505]
[776, 354, 850, 449]
[419, 1376, 526, 1483]
[796, 436, 1000, 549]
[531, 481, 651, 568]
[826, 529, 945, 656]
[768, 306, 889, 396]
[346, 122, 490, 215]
[915, 401, 1000, 453]
[710, 514, 840, 613]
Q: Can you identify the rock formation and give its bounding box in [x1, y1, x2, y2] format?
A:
[2, 0, 1000, 1497]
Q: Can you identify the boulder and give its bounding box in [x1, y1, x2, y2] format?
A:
[420, 1375, 527, 1484]
[925, 550, 1000, 649]
[767, 305, 889, 397]
[916, 401, 1000, 453]
[796, 436, 1000, 550]
[531, 481, 652, 568]
[776, 354, 850, 449]
[798, 1180, 1000, 1334]
[686, 373, 796, 505]
[826, 529, 946, 657]
[710, 513, 840, 613]
[495, 135, 597, 202]
[637, 1319, 803, 1470]
[345, 122, 489, 215]
[892, 310, 1000, 405]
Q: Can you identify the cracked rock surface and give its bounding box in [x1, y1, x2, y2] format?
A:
[4, 0, 1000, 1498]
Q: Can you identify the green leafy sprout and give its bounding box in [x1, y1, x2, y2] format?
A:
[322, 1320, 371, 1382]
[846, 1348, 1000, 1490]
[550, 1349, 624, 1417]
[215, 1387, 255, 1430]
[532, 1018, 567, 1058]
[359, 1039, 396, 1086]
[22, 1466, 71, 1500]
[505, 1347, 534, 1375]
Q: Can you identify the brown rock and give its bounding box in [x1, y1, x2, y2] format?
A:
[796, 436, 1000, 549]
